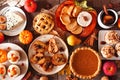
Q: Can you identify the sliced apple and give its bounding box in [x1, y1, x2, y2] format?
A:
[71, 24, 83, 34]
[61, 6, 69, 14]
[67, 5, 75, 16]
[60, 13, 71, 25]
[66, 19, 78, 31]
[72, 6, 82, 17]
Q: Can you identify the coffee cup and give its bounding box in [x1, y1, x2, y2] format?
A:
[97, 9, 118, 29]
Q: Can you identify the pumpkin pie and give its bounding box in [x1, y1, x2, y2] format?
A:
[70, 47, 101, 79]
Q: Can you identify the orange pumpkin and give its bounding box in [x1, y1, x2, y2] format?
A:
[19, 30, 33, 44]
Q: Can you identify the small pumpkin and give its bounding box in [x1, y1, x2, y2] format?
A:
[19, 30, 33, 44]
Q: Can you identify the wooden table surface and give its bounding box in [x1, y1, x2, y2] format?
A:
[1, 0, 120, 80]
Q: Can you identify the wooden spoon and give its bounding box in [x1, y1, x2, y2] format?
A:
[103, 5, 114, 25]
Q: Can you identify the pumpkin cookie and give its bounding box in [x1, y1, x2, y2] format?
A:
[19, 30, 33, 44]
[0, 49, 7, 63]
[33, 13, 54, 34]
[52, 53, 66, 66]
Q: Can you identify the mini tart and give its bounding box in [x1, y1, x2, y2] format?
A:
[105, 30, 119, 45]
[70, 47, 101, 79]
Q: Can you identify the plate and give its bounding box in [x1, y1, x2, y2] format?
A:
[28, 34, 69, 75]
[0, 6, 27, 36]
[0, 43, 28, 80]
[98, 30, 120, 60]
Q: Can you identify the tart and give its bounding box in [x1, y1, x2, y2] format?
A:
[70, 47, 101, 79]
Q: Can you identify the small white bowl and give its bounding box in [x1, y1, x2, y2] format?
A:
[98, 9, 118, 29]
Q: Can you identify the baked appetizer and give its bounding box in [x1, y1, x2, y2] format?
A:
[101, 45, 115, 58]
[105, 31, 119, 45]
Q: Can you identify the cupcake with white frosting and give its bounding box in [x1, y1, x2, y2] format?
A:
[0, 64, 6, 76]
[7, 65, 20, 77]
[7, 50, 20, 64]
[105, 31, 119, 45]
[101, 45, 115, 58]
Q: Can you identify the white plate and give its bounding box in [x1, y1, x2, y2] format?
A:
[28, 34, 69, 75]
[0, 6, 27, 36]
[0, 43, 28, 80]
[98, 30, 120, 60]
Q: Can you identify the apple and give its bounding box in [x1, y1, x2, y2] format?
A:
[0, 32, 4, 43]
[24, 0, 37, 13]
[118, 18, 120, 28]
[103, 61, 117, 76]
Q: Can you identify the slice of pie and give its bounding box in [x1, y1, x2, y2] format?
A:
[70, 47, 101, 79]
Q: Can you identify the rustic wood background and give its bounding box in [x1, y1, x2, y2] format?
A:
[1, 0, 120, 80]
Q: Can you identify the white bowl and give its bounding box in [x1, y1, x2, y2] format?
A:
[98, 9, 118, 29]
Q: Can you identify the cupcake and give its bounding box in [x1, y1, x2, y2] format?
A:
[0, 64, 6, 76]
[7, 50, 20, 64]
[115, 42, 120, 56]
[7, 65, 20, 77]
[105, 31, 119, 45]
[101, 45, 115, 58]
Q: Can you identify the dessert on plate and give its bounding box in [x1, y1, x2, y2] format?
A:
[0, 64, 6, 76]
[69, 47, 101, 79]
[115, 42, 120, 56]
[7, 50, 20, 64]
[0, 49, 7, 63]
[33, 13, 54, 34]
[101, 45, 115, 58]
[105, 30, 119, 45]
[7, 64, 20, 77]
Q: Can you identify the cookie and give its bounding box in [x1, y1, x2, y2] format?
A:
[33, 13, 54, 34]
[41, 56, 54, 72]
[32, 40, 47, 53]
[52, 53, 66, 66]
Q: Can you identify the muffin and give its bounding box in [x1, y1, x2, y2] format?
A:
[0, 49, 8, 63]
[7, 65, 20, 77]
[101, 45, 115, 58]
[0, 64, 6, 76]
[115, 42, 120, 56]
[105, 31, 119, 45]
[7, 50, 20, 64]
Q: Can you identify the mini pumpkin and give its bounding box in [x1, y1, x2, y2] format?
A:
[19, 30, 33, 44]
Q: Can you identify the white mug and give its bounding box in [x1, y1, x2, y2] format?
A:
[97, 9, 118, 29]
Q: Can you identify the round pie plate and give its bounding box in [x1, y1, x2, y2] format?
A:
[0, 43, 28, 80]
[0, 6, 27, 36]
[28, 34, 69, 75]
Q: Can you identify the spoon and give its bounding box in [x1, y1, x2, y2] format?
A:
[103, 5, 114, 25]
